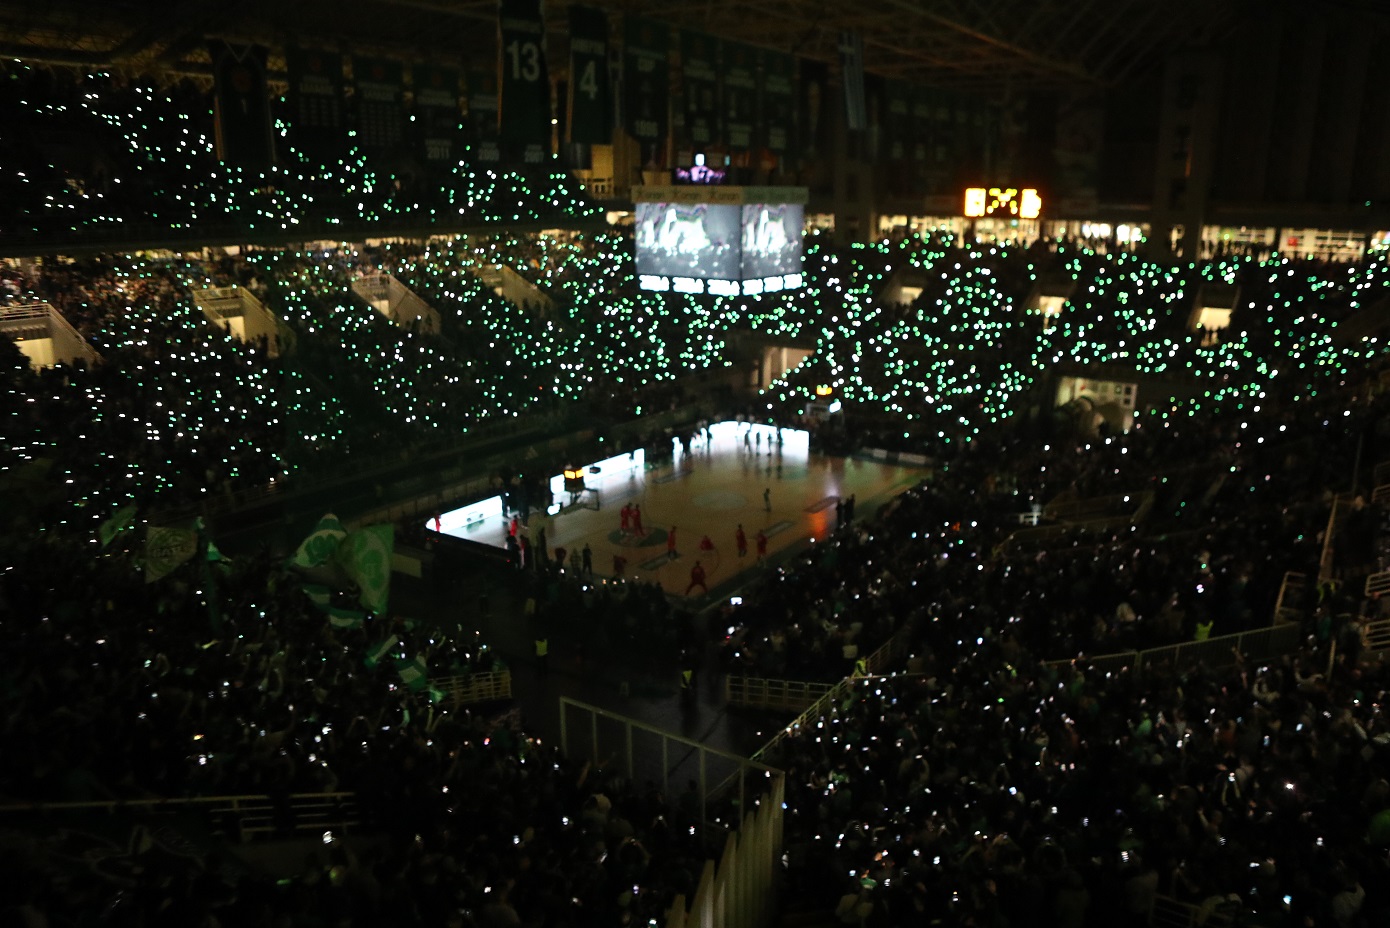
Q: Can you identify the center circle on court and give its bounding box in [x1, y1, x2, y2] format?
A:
[690, 490, 748, 511]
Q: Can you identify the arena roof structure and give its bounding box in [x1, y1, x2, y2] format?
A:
[0, 0, 1267, 94]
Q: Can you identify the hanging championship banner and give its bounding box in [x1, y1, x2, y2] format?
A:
[353, 57, 404, 152]
[681, 29, 718, 151]
[415, 65, 461, 164]
[209, 42, 273, 170]
[885, 81, 909, 164]
[799, 58, 828, 160]
[723, 39, 757, 156]
[838, 31, 867, 132]
[624, 16, 668, 149]
[467, 67, 501, 164]
[924, 94, 956, 194]
[759, 48, 795, 155]
[566, 5, 610, 145]
[908, 88, 932, 195]
[285, 47, 345, 158]
[865, 74, 886, 164]
[498, 0, 550, 164]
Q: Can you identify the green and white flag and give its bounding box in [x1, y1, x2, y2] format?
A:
[396, 654, 428, 691]
[144, 525, 198, 583]
[99, 504, 138, 547]
[337, 523, 394, 614]
[365, 634, 399, 668]
[301, 584, 332, 609]
[292, 513, 348, 568]
[327, 605, 366, 629]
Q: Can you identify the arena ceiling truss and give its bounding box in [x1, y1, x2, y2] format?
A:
[0, 0, 1257, 96]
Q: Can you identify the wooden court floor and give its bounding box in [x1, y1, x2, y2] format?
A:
[438, 421, 930, 600]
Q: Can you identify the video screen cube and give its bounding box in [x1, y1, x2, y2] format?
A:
[634, 186, 806, 296]
[634, 201, 741, 281]
[740, 202, 803, 281]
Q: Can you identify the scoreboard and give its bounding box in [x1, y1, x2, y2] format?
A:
[964, 186, 1042, 220]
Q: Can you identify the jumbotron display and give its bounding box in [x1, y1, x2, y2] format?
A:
[634, 186, 806, 296]
[635, 201, 741, 282]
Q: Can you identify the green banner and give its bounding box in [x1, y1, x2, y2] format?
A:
[396, 655, 428, 691]
[337, 523, 394, 615]
[723, 39, 757, 154]
[285, 47, 344, 158]
[327, 605, 367, 629]
[302, 583, 332, 609]
[415, 65, 461, 164]
[209, 42, 273, 170]
[498, 0, 550, 164]
[353, 57, 404, 151]
[467, 68, 501, 164]
[292, 513, 347, 568]
[624, 17, 668, 146]
[567, 5, 611, 145]
[365, 634, 399, 668]
[99, 503, 138, 548]
[682, 30, 718, 151]
[759, 48, 795, 155]
[145, 525, 198, 584]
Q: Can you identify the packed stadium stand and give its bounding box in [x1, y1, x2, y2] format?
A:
[5, 2, 1390, 927]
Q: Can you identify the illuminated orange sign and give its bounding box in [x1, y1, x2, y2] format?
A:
[964, 187, 1041, 219]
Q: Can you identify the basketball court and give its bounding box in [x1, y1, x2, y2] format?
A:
[429, 421, 930, 600]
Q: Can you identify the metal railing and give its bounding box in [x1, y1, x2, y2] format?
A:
[1, 301, 101, 367]
[724, 676, 835, 712]
[724, 614, 916, 709]
[0, 791, 359, 841]
[1151, 893, 1234, 928]
[429, 670, 512, 708]
[664, 775, 784, 928]
[1042, 621, 1303, 676]
[559, 697, 782, 836]
[1273, 570, 1309, 626]
[745, 675, 856, 769]
[583, 177, 615, 199]
[1321, 494, 1354, 582]
[1364, 616, 1390, 653]
[1366, 569, 1390, 600]
[0, 303, 51, 325]
[1045, 490, 1151, 522]
[865, 618, 916, 674]
[995, 492, 1153, 555]
[351, 272, 441, 333]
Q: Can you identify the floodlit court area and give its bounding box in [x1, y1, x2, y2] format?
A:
[430, 420, 931, 599]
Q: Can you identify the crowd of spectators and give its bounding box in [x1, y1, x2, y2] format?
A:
[0, 63, 599, 248]
[2, 530, 717, 928]
[708, 253, 1390, 925]
[7, 160, 1390, 926]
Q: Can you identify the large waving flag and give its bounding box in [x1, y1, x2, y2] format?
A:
[292, 513, 348, 568]
[145, 525, 198, 583]
[99, 504, 139, 548]
[327, 604, 367, 629]
[337, 523, 395, 614]
[396, 655, 428, 692]
[365, 634, 399, 668]
[301, 583, 366, 629]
